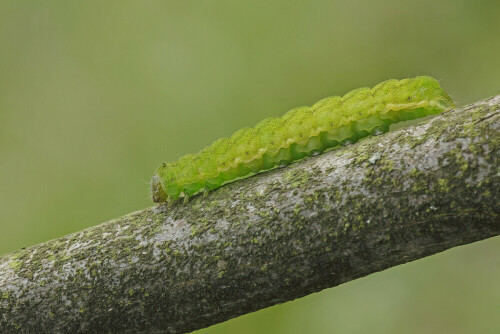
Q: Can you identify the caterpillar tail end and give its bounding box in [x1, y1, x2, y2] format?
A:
[151, 174, 168, 203]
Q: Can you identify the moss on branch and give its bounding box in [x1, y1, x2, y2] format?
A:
[1, 96, 499, 333]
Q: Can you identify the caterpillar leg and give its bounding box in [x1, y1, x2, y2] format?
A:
[371, 123, 390, 136]
[341, 137, 357, 146]
[278, 160, 291, 168]
[164, 197, 174, 208]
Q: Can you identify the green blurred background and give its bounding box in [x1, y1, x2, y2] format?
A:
[1, 1, 499, 333]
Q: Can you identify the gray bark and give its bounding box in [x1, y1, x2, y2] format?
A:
[1, 95, 499, 334]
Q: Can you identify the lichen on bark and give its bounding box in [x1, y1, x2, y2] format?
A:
[0, 96, 499, 334]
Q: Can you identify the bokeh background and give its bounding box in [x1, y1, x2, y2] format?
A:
[1, 1, 499, 333]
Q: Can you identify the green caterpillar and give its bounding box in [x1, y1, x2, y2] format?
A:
[151, 76, 454, 203]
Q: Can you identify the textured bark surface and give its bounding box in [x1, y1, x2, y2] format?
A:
[1, 95, 499, 334]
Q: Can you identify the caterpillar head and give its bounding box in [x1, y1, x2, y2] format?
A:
[151, 162, 184, 203]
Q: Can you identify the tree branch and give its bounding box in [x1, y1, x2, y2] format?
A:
[1, 96, 499, 334]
